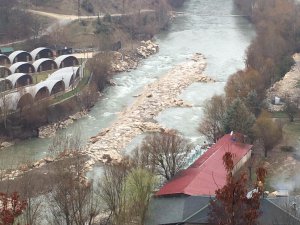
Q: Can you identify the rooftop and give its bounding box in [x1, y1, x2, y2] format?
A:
[156, 134, 253, 196]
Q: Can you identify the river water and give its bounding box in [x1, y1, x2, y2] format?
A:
[0, 0, 254, 169]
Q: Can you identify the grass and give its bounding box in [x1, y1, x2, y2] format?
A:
[31, 70, 56, 84]
[296, 80, 300, 88]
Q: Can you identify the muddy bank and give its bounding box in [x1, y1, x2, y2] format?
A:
[85, 53, 213, 167]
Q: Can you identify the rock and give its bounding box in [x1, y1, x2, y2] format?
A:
[1, 141, 13, 148]
[147, 93, 153, 98]
[44, 157, 54, 163]
[108, 79, 117, 86]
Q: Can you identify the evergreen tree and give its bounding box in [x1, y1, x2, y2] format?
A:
[222, 98, 255, 137]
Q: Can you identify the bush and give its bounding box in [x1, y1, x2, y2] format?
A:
[280, 145, 294, 152]
[81, 0, 94, 13]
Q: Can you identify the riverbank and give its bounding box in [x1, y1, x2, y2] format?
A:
[85, 53, 212, 167]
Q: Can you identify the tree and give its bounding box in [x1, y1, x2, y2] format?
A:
[222, 98, 256, 138]
[245, 90, 261, 117]
[98, 161, 131, 225]
[0, 192, 27, 225]
[133, 130, 192, 181]
[253, 110, 282, 157]
[209, 152, 267, 225]
[285, 99, 298, 122]
[124, 168, 156, 225]
[87, 51, 112, 91]
[198, 94, 226, 143]
[47, 133, 100, 225]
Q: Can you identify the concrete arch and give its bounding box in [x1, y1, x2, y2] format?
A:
[0, 54, 10, 65]
[32, 58, 58, 72]
[17, 93, 34, 109]
[6, 73, 33, 88]
[0, 66, 11, 78]
[39, 80, 65, 95]
[10, 62, 35, 74]
[55, 55, 79, 68]
[49, 67, 80, 89]
[9, 51, 32, 63]
[25, 83, 50, 101]
[31, 47, 54, 60]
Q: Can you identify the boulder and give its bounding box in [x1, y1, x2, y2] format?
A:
[1, 141, 13, 148]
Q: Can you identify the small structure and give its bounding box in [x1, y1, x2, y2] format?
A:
[33, 58, 57, 72]
[0, 54, 10, 65]
[9, 50, 32, 63]
[0, 66, 11, 78]
[6, 73, 33, 88]
[54, 55, 79, 68]
[50, 46, 72, 56]
[0, 47, 14, 56]
[10, 62, 35, 74]
[49, 67, 80, 89]
[30, 47, 54, 60]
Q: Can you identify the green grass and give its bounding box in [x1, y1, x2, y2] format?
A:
[272, 111, 288, 118]
[296, 80, 300, 88]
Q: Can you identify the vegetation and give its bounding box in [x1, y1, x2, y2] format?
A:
[253, 111, 282, 157]
[133, 130, 192, 181]
[209, 152, 267, 225]
[198, 94, 226, 143]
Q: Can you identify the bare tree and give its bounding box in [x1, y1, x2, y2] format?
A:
[133, 130, 192, 181]
[98, 161, 131, 225]
[47, 133, 101, 225]
[198, 94, 227, 143]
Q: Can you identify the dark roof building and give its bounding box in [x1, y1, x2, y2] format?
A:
[0, 47, 14, 56]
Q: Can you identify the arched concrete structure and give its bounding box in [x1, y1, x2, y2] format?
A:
[9, 51, 32, 63]
[33, 58, 57, 72]
[17, 93, 34, 109]
[0, 66, 11, 78]
[55, 55, 79, 68]
[31, 47, 54, 60]
[6, 73, 33, 88]
[26, 83, 50, 101]
[38, 80, 65, 95]
[49, 67, 80, 89]
[0, 54, 10, 65]
[10, 62, 35, 74]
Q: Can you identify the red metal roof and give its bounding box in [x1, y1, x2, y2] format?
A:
[156, 134, 252, 196]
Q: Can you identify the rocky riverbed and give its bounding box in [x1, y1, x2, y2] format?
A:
[84, 53, 213, 168]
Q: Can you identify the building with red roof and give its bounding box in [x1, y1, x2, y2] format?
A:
[156, 133, 253, 197]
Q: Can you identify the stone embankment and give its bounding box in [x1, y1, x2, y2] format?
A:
[267, 54, 300, 111]
[111, 40, 159, 73]
[38, 110, 88, 138]
[84, 53, 213, 169]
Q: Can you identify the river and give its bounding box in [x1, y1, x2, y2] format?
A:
[0, 0, 255, 170]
